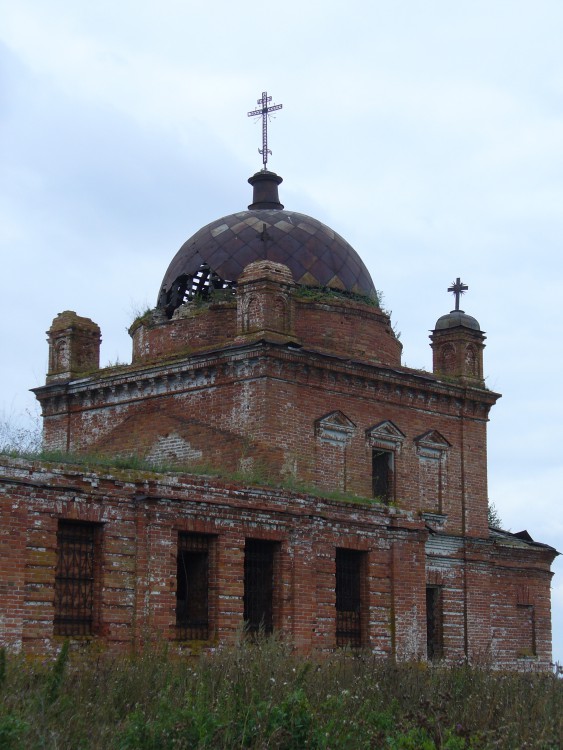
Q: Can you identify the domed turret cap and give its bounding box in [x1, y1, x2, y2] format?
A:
[434, 310, 481, 331]
[157, 171, 377, 316]
[434, 277, 481, 331]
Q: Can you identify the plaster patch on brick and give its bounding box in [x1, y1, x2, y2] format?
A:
[230, 380, 254, 431]
[238, 457, 254, 472]
[146, 433, 203, 464]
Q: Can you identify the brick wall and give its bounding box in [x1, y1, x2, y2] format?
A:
[35, 339, 497, 540]
[25, 266, 556, 667]
[0, 456, 555, 668]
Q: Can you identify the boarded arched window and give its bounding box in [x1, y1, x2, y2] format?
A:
[243, 295, 261, 332]
[465, 344, 477, 376]
[441, 344, 456, 373]
[273, 294, 288, 332]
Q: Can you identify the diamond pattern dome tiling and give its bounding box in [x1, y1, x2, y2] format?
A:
[158, 172, 376, 316]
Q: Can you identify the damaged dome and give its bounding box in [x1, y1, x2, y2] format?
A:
[158, 171, 376, 317]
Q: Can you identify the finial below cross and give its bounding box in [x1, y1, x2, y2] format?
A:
[247, 91, 283, 170]
[448, 277, 468, 312]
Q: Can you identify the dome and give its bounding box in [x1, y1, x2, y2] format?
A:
[434, 310, 481, 331]
[158, 171, 376, 316]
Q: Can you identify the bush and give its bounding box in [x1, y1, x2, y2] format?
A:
[0, 408, 41, 454]
[0, 714, 28, 750]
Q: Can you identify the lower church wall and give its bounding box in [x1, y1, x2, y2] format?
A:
[489, 554, 554, 668]
[0, 456, 554, 669]
[426, 533, 555, 668]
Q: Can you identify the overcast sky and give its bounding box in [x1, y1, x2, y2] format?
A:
[1, 1, 562, 664]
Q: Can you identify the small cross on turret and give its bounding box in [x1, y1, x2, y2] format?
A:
[248, 91, 283, 170]
[448, 277, 468, 312]
[431, 277, 486, 385]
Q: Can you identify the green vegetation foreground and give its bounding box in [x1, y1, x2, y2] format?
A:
[0, 639, 561, 749]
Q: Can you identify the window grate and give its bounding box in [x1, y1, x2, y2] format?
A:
[244, 539, 275, 634]
[176, 534, 210, 640]
[336, 548, 362, 647]
[54, 521, 97, 636]
[426, 586, 443, 660]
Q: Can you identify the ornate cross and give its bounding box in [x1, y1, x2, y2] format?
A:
[448, 277, 468, 311]
[247, 91, 283, 170]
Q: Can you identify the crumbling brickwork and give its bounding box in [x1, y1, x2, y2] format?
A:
[0, 456, 554, 667]
[34, 268, 496, 544]
[1, 171, 557, 666]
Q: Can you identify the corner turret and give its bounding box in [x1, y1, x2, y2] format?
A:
[430, 278, 486, 386]
[46, 311, 101, 384]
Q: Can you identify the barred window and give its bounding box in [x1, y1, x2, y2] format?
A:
[244, 539, 276, 635]
[176, 533, 210, 640]
[426, 586, 443, 660]
[336, 548, 364, 647]
[54, 520, 100, 636]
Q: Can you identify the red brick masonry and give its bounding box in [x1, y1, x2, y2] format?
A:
[0, 456, 555, 667]
[2, 259, 555, 666]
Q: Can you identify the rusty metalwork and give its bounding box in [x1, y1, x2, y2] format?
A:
[244, 539, 274, 634]
[448, 277, 468, 311]
[158, 263, 236, 318]
[248, 170, 284, 209]
[176, 533, 210, 640]
[54, 521, 97, 636]
[247, 91, 283, 170]
[426, 586, 443, 660]
[336, 548, 363, 647]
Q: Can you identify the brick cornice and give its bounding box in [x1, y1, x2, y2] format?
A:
[0, 455, 425, 539]
[33, 339, 500, 420]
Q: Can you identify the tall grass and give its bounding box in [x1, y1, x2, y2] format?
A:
[0, 639, 561, 749]
[0, 448, 375, 506]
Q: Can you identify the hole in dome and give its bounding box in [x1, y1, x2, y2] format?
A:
[158, 263, 236, 318]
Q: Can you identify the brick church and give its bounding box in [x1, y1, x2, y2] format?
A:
[0, 161, 557, 666]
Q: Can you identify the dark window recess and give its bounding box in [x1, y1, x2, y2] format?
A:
[176, 534, 210, 640]
[372, 449, 393, 501]
[336, 548, 363, 647]
[426, 586, 443, 660]
[244, 539, 275, 634]
[54, 521, 98, 636]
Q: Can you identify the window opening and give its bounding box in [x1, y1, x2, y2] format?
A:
[336, 548, 363, 647]
[176, 533, 210, 640]
[441, 344, 456, 373]
[54, 520, 99, 636]
[426, 586, 443, 660]
[372, 449, 393, 502]
[244, 539, 275, 634]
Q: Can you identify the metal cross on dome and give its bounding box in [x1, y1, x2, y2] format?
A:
[247, 91, 283, 171]
[448, 277, 468, 311]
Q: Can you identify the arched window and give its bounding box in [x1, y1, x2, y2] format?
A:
[465, 344, 477, 376]
[441, 344, 456, 373]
